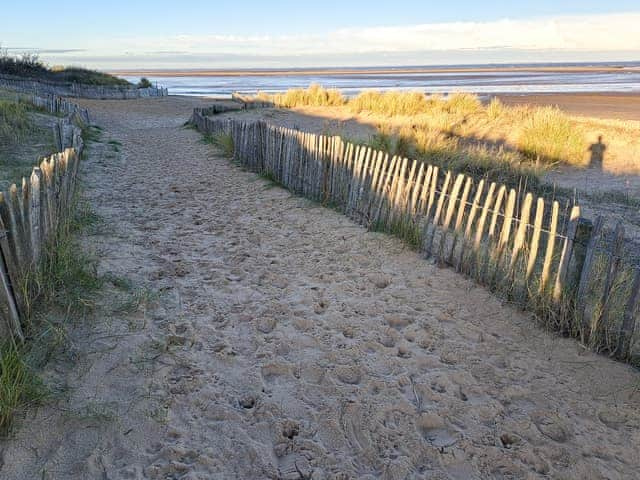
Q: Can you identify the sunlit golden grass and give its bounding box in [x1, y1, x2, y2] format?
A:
[349, 91, 430, 116]
[257, 83, 346, 108]
[518, 106, 585, 164]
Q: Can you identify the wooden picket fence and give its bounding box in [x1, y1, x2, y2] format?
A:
[0, 74, 167, 99]
[191, 107, 640, 363]
[30, 94, 91, 126]
[0, 97, 85, 343]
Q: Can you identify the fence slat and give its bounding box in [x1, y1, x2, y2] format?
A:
[424, 171, 451, 257]
[616, 267, 640, 359]
[596, 222, 625, 342]
[448, 177, 473, 265]
[575, 215, 604, 340]
[416, 165, 433, 216]
[540, 201, 560, 294]
[389, 157, 408, 225]
[0, 239, 23, 342]
[491, 188, 516, 282]
[456, 179, 484, 271]
[525, 198, 545, 283]
[409, 162, 425, 217]
[372, 155, 398, 226]
[437, 174, 465, 263]
[553, 205, 581, 304]
[366, 151, 385, 224]
[480, 185, 506, 282]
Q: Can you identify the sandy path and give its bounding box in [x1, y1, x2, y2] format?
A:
[2, 97, 640, 479]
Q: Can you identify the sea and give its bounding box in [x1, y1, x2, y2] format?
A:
[121, 62, 640, 97]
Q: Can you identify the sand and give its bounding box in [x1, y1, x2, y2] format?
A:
[496, 94, 640, 122]
[1, 96, 639, 479]
[111, 66, 640, 77]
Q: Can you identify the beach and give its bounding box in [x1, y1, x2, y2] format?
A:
[1, 96, 639, 479]
[116, 63, 640, 99]
[111, 65, 640, 77]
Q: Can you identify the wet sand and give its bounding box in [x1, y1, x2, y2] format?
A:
[112, 65, 640, 77]
[496, 93, 640, 121]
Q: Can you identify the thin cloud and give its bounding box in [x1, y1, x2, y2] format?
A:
[40, 12, 640, 56]
[29, 12, 640, 68]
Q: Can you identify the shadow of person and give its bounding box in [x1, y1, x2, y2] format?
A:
[588, 135, 606, 170]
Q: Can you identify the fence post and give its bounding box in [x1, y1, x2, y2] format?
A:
[574, 216, 601, 342]
[595, 222, 625, 346]
[616, 267, 640, 360]
[0, 245, 23, 342]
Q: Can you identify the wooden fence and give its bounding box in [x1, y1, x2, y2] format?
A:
[0, 96, 85, 343]
[30, 94, 91, 125]
[191, 107, 640, 364]
[0, 74, 167, 99]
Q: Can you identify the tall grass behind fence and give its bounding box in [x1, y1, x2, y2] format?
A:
[30, 94, 90, 151]
[0, 74, 167, 99]
[0, 95, 85, 343]
[191, 106, 640, 364]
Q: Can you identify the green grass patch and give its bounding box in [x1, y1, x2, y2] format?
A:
[202, 132, 234, 158]
[0, 342, 47, 434]
[0, 97, 56, 190]
[82, 125, 103, 143]
[0, 99, 31, 145]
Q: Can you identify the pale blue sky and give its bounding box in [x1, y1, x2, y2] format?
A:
[2, 1, 639, 69]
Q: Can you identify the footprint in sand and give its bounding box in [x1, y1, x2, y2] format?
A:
[384, 314, 413, 330]
[416, 413, 460, 448]
[335, 365, 363, 385]
[256, 316, 277, 333]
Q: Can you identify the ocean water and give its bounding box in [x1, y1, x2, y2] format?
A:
[122, 63, 640, 97]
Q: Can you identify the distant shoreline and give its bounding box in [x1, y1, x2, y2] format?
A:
[110, 65, 640, 77]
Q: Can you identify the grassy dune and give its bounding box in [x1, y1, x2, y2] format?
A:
[0, 95, 56, 190]
[254, 85, 592, 189]
[0, 99, 30, 144]
[1, 52, 130, 87]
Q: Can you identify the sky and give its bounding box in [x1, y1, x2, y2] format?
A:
[2, 1, 640, 70]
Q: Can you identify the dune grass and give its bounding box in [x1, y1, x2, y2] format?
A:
[0, 99, 31, 144]
[366, 127, 542, 191]
[254, 87, 587, 177]
[0, 97, 57, 190]
[1, 51, 130, 87]
[0, 341, 46, 433]
[202, 132, 234, 158]
[256, 83, 346, 108]
[518, 106, 585, 164]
